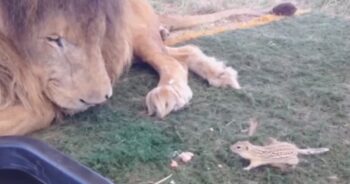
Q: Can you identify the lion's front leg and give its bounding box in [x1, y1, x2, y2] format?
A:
[134, 41, 192, 118]
[128, 0, 193, 118]
[0, 105, 55, 135]
[145, 56, 193, 118]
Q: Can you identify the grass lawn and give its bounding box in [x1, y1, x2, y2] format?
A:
[33, 13, 350, 184]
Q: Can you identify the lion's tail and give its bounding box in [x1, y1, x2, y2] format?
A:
[159, 8, 262, 31]
[160, 3, 297, 31]
[164, 14, 284, 46]
[162, 3, 302, 46]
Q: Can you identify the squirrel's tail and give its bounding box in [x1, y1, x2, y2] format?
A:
[298, 148, 330, 155]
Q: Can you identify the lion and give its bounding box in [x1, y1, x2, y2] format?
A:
[0, 0, 244, 135]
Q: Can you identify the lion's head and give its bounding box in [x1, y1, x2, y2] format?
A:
[0, 0, 131, 113]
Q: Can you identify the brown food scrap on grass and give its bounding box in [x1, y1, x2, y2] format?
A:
[170, 160, 179, 169]
[230, 138, 329, 171]
[247, 118, 259, 136]
[178, 152, 194, 163]
[169, 151, 195, 169]
[241, 118, 259, 136]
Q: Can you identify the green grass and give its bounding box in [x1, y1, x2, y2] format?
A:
[34, 13, 350, 183]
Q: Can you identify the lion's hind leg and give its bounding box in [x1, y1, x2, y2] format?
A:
[166, 45, 241, 89]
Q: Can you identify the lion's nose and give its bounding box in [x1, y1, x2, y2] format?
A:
[79, 89, 112, 105]
[106, 87, 113, 99]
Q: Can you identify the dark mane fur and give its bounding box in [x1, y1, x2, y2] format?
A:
[0, 0, 125, 43]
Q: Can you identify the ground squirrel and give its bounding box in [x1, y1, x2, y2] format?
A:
[230, 139, 329, 171]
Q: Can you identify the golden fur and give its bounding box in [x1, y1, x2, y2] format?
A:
[0, 0, 240, 135]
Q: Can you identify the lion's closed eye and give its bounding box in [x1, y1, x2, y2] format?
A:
[46, 35, 64, 48]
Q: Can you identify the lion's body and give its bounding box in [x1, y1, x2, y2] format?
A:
[0, 0, 241, 135]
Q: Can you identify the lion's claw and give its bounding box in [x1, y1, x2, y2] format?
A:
[146, 82, 192, 118]
[208, 66, 241, 89]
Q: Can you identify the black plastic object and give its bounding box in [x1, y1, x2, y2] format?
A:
[0, 136, 114, 184]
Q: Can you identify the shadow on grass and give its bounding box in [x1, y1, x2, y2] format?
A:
[35, 13, 350, 183]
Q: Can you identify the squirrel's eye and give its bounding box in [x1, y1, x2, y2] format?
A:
[47, 35, 64, 48]
[237, 146, 241, 149]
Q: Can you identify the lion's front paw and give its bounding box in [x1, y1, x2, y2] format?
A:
[146, 81, 193, 118]
[208, 67, 241, 89]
